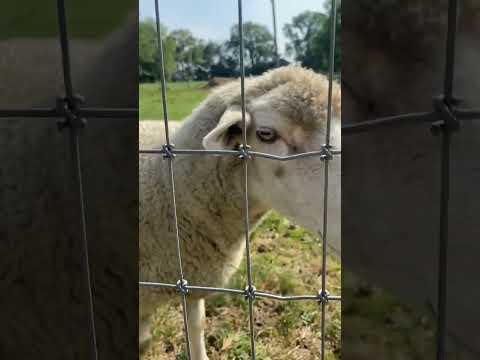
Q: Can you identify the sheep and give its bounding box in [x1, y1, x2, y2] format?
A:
[139, 66, 341, 359]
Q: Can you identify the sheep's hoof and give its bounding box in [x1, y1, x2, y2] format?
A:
[139, 327, 153, 357]
[139, 337, 151, 357]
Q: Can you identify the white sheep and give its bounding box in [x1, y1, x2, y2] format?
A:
[139, 66, 341, 360]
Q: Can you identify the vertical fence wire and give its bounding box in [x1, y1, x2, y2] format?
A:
[270, 0, 279, 67]
[56, 1, 99, 359]
[443, 0, 458, 104]
[437, 126, 451, 360]
[325, 0, 337, 148]
[237, 1, 257, 359]
[57, 0, 74, 99]
[437, 1, 458, 359]
[153, 0, 192, 358]
[70, 130, 99, 360]
[154, 0, 172, 145]
[320, 1, 337, 359]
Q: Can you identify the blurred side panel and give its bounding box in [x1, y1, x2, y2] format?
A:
[342, 0, 480, 359]
[0, 1, 138, 359]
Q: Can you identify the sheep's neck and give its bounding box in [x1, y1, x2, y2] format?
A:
[168, 117, 269, 252]
[171, 154, 268, 253]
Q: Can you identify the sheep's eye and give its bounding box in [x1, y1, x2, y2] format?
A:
[256, 127, 277, 143]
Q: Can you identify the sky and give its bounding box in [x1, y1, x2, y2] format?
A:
[139, 0, 327, 57]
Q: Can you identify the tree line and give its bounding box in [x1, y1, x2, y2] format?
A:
[139, 7, 341, 83]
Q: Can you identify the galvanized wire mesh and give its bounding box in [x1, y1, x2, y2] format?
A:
[0, 1, 137, 359]
[139, 0, 341, 359]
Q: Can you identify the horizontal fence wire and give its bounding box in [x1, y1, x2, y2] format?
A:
[139, 148, 341, 159]
[342, 108, 479, 135]
[140, 0, 341, 359]
[0, 108, 138, 118]
[139, 282, 341, 302]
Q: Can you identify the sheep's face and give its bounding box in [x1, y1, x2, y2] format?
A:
[203, 96, 341, 236]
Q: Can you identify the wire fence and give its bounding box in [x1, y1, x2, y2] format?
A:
[3, 0, 476, 359]
[343, 0, 480, 359]
[139, 0, 341, 359]
[0, 1, 137, 360]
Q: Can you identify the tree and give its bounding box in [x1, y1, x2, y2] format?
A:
[227, 22, 275, 71]
[169, 29, 195, 80]
[139, 18, 176, 82]
[202, 41, 222, 69]
[283, 4, 341, 74]
[168, 29, 212, 81]
[283, 11, 327, 69]
[162, 36, 177, 80]
[310, 4, 341, 73]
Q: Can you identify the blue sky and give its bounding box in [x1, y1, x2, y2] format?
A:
[139, 0, 327, 57]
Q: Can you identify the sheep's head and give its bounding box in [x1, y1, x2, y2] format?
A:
[202, 66, 341, 235]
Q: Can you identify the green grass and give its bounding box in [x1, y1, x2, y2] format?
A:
[144, 212, 342, 360]
[139, 81, 209, 121]
[341, 271, 438, 360]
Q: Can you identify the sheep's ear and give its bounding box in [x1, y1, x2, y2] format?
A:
[202, 106, 251, 150]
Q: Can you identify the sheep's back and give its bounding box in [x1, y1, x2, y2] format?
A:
[139, 120, 182, 149]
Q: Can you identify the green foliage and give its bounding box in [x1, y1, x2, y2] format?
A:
[227, 22, 276, 74]
[202, 41, 222, 67]
[283, 5, 341, 73]
[311, 5, 342, 73]
[169, 29, 197, 80]
[139, 19, 176, 82]
[139, 19, 160, 64]
[284, 11, 327, 65]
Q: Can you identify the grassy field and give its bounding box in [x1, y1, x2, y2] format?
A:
[140, 81, 209, 121]
[144, 212, 341, 360]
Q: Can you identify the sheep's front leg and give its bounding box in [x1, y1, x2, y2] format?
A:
[139, 314, 153, 354]
[186, 297, 209, 360]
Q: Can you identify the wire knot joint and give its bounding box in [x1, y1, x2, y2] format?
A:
[320, 144, 333, 161]
[56, 95, 87, 131]
[431, 95, 461, 136]
[238, 144, 251, 160]
[244, 285, 256, 300]
[176, 279, 189, 295]
[318, 289, 330, 305]
[162, 144, 176, 159]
